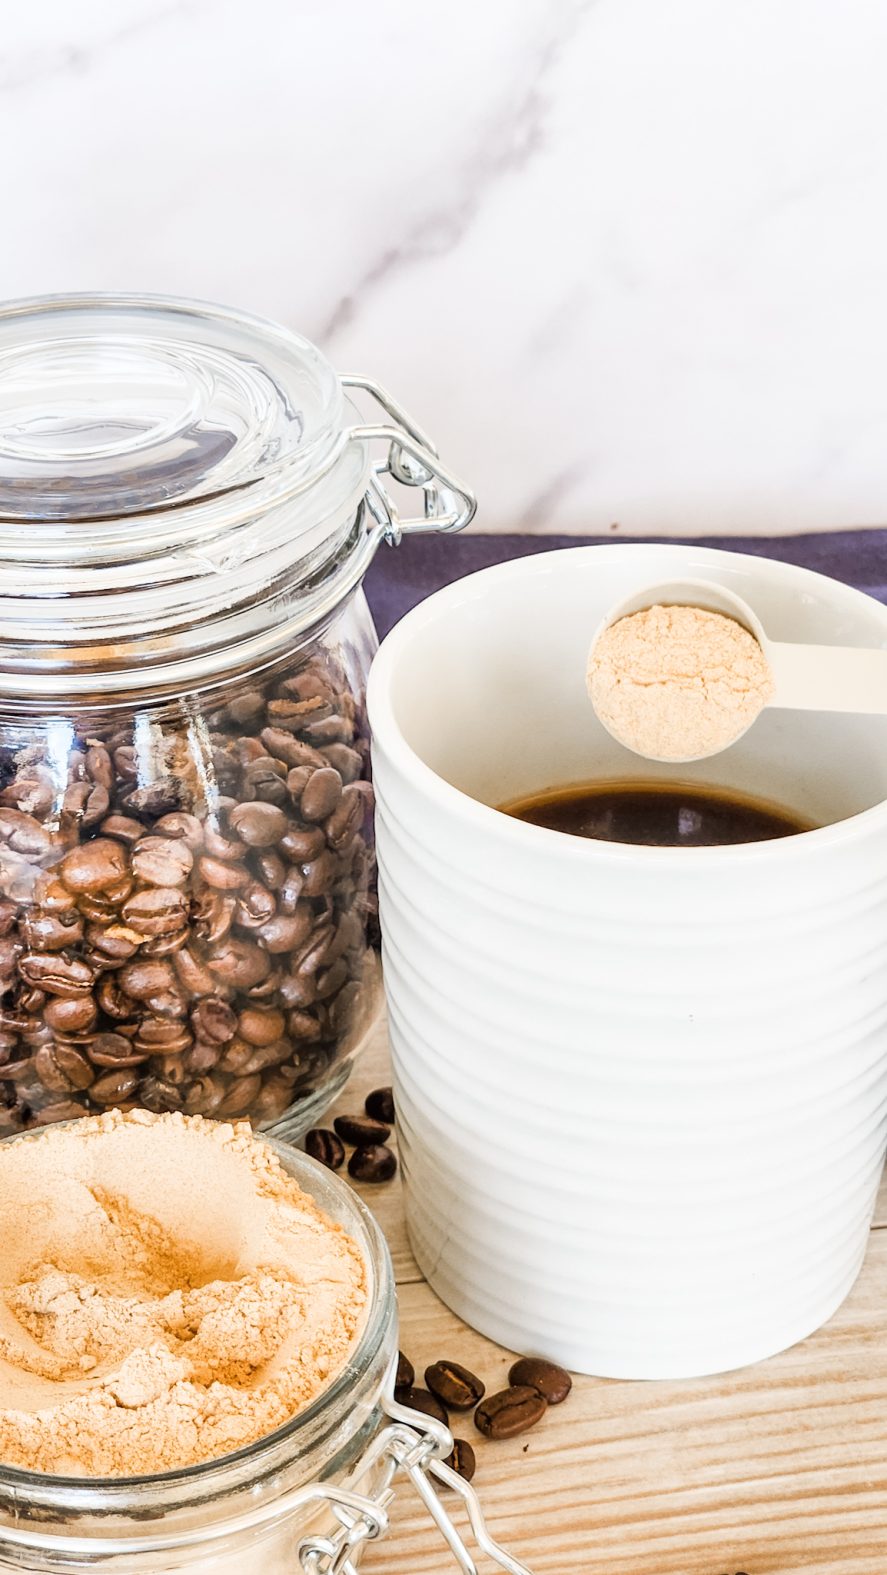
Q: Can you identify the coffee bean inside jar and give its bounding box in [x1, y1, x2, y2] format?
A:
[0, 650, 379, 1137]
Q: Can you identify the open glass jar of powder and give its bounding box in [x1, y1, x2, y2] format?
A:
[0, 294, 475, 1141]
[0, 1117, 528, 1574]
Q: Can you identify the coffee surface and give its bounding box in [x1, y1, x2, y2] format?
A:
[503, 781, 810, 847]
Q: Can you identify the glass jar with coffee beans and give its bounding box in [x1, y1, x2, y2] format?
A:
[0, 294, 475, 1140]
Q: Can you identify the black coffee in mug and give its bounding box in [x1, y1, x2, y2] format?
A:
[502, 781, 812, 848]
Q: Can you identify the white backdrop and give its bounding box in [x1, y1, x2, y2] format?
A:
[3, 0, 887, 535]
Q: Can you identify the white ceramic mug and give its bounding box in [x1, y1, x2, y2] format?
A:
[367, 545, 887, 1378]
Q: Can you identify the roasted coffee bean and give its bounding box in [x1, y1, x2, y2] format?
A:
[133, 1018, 192, 1052]
[287, 1008, 322, 1041]
[445, 1440, 476, 1483]
[399, 1387, 448, 1427]
[293, 925, 334, 976]
[175, 945, 218, 995]
[119, 959, 176, 1001]
[300, 851, 335, 897]
[123, 779, 180, 818]
[190, 998, 238, 1045]
[228, 801, 288, 847]
[279, 824, 326, 862]
[0, 808, 52, 857]
[23, 911, 84, 952]
[44, 995, 97, 1034]
[90, 1068, 141, 1105]
[235, 881, 277, 928]
[266, 696, 328, 730]
[256, 911, 312, 954]
[333, 1113, 391, 1146]
[325, 787, 364, 851]
[215, 1073, 262, 1118]
[394, 1351, 415, 1397]
[19, 954, 94, 997]
[193, 890, 236, 945]
[132, 836, 193, 887]
[365, 1086, 395, 1125]
[183, 1074, 225, 1115]
[425, 1361, 485, 1411]
[35, 1045, 79, 1095]
[254, 850, 286, 890]
[155, 812, 204, 849]
[59, 839, 128, 895]
[89, 1032, 149, 1068]
[52, 1044, 95, 1089]
[84, 922, 141, 962]
[474, 1387, 547, 1440]
[139, 1076, 185, 1113]
[96, 974, 135, 1020]
[122, 887, 188, 937]
[198, 855, 250, 891]
[225, 690, 265, 725]
[348, 1144, 397, 1183]
[319, 744, 362, 783]
[185, 1041, 221, 1074]
[300, 768, 343, 823]
[305, 1128, 345, 1170]
[204, 824, 246, 862]
[237, 1007, 286, 1046]
[100, 814, 147, 845]
[507, 1357, 572, 1406]
[205, 939, 270, 989]
[259, 728, 325, 770]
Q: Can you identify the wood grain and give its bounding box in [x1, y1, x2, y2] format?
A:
[330, 1022, 887, 1573]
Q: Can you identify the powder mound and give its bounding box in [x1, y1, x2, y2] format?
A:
[588, 603, 775, 761]
[0, 1111, 367, 1477]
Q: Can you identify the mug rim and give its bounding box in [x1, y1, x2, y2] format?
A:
[367, 543, 887, 862]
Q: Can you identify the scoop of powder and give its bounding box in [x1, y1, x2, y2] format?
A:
[587, 603, 775, 762]
[0, 1110, 367, 1476]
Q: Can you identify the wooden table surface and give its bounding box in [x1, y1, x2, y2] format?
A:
[330, 1020, 887, 1575]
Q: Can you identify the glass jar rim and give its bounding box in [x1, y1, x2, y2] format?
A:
[0, 1130, 396, 1530]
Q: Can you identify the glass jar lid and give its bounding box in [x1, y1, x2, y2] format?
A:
[0, 295, 475, 699]
[0, 295, 346, 523]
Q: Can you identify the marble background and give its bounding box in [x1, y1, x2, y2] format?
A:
[2, 0, 887, 535]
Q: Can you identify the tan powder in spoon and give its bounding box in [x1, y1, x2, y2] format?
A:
[587, 604, 775, 761]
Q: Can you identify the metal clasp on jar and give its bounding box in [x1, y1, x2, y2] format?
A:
[298, 1365, 533, 1575]
[342, 376, 477, 545]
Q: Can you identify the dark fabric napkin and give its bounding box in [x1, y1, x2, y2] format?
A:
[364, 529, 887, 642]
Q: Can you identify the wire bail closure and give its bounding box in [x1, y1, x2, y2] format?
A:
[297, 1368, 534, 1574]
[342, 375, 477, 546]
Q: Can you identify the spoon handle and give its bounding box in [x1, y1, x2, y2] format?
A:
[768, 641, 887, 714]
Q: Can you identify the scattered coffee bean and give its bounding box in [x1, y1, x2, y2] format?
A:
[474, 1386, 547, 1440]
[305, 1128, 345, 1170]
[425, 1360, 485, 1411]
[333, 1112, 391, 1146]
[364, 1085, 395, 1124]
[395, 1350, 414, 1398]
[348, 1143, 397, 1183]
[445, 1439, 476, 1483]
[508, 1357, 572, 1406]
[400, 1387, 448, 1427]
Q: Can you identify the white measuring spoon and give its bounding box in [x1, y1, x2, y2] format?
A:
[588, 577, 887, 761]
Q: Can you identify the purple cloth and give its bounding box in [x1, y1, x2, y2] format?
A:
[364, 529, 887, 641]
